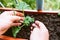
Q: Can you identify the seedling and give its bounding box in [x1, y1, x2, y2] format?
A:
[12, 11, 34, 37]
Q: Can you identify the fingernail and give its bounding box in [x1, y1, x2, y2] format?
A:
[35, 21, 40, 28]
[19, 20, 23, 23]
[35, 20, 39, 23]
[19, 17, 24, 21]
[30, 26, 34, 31]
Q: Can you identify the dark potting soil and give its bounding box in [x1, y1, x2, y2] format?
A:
[4, 13, 60, 40]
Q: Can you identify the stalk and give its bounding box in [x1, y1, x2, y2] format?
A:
[0, 2, 5, 8]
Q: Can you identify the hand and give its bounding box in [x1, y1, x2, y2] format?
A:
[30, 21, 49, 40]
[0, 11, 24, 35]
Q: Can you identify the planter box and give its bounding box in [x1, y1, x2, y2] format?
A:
[0, 8, 60, 40]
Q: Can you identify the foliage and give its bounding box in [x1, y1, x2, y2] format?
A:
[15, 0, 32, 10]
[0, 0, 59, 38]
[12, 16, 34, 37]
[0, 0, 16, 8]
[23, 16, 34, 26]
[0, 0, 60, 10]
[44, 0, 60, 10]
[12, 26, 21, 37]
[22, 0, 36, 9]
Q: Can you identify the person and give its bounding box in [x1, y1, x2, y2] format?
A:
[0, 11, 49, 40]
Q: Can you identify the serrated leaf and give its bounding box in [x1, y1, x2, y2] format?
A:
[23, 16, 34, 26]
[12, 26, 21, 37]
[12, 16, 34, 38]
[15, 1, 32, 10]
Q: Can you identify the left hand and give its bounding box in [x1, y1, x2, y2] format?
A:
[30, 21, 49, 40]
[0, 11, 24, 35]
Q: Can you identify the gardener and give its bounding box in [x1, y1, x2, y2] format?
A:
[0, 11, 49, 40]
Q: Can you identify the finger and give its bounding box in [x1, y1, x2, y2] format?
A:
[30, 26, 34, 33]
[30, 28, 40, 40]
[31, 26, 33, 30]
[13, 20, 24, 24]
[31, 22, 40, 32]
[19, 20, 24, 23]
[11, 23, 21, 26]
[35, 20, 48, 31]
[31, 23, 38, 32]
[10, 16, 24, 22]
[35, 21, 41, 28]
[32, 23, 38, 28]
[31, 23, 38, 29]
[2, 11, 24, 17]
[8, 11, 24, 16]
[35, 20, 46, 29]
[15, 11, 24, 17]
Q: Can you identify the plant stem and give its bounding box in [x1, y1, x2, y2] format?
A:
[15, 0, 18, 4]
[20, 24, 25, 28]
[0, 2, 5, 8]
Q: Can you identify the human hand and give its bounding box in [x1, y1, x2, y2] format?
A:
[30, 21, 49, 40]
[0, 11, 24, 35]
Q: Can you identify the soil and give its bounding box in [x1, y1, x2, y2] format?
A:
[3, 13, 60, 40]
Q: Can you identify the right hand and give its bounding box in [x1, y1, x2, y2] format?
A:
[30, 21, 49, 40]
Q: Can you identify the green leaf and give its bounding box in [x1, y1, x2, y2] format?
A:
[22, 0, 36, 9]
[25, 16, 34, 22]
[24, 21, 30, 26]
[0, 0, 16, 8]
[12, 16, 34, 38]
[15, 1, 32, 10]
[23, 16, 34, 26]
[12, 26, 21, 37]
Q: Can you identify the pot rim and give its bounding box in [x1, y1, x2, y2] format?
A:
[0, 7, 59, 14]
[0, 35, 28, 40]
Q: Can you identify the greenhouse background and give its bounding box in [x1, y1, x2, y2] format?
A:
[0, 0, 60, 10]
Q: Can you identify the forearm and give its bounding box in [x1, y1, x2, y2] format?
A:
[0, 26, 7, 35]
[0, 24, 10, 35]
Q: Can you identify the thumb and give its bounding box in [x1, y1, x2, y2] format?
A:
[30, 28, 41, 40]
[35, 21, 48, 32]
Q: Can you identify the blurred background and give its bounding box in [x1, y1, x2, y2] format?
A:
[0, 0, 60, 10]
